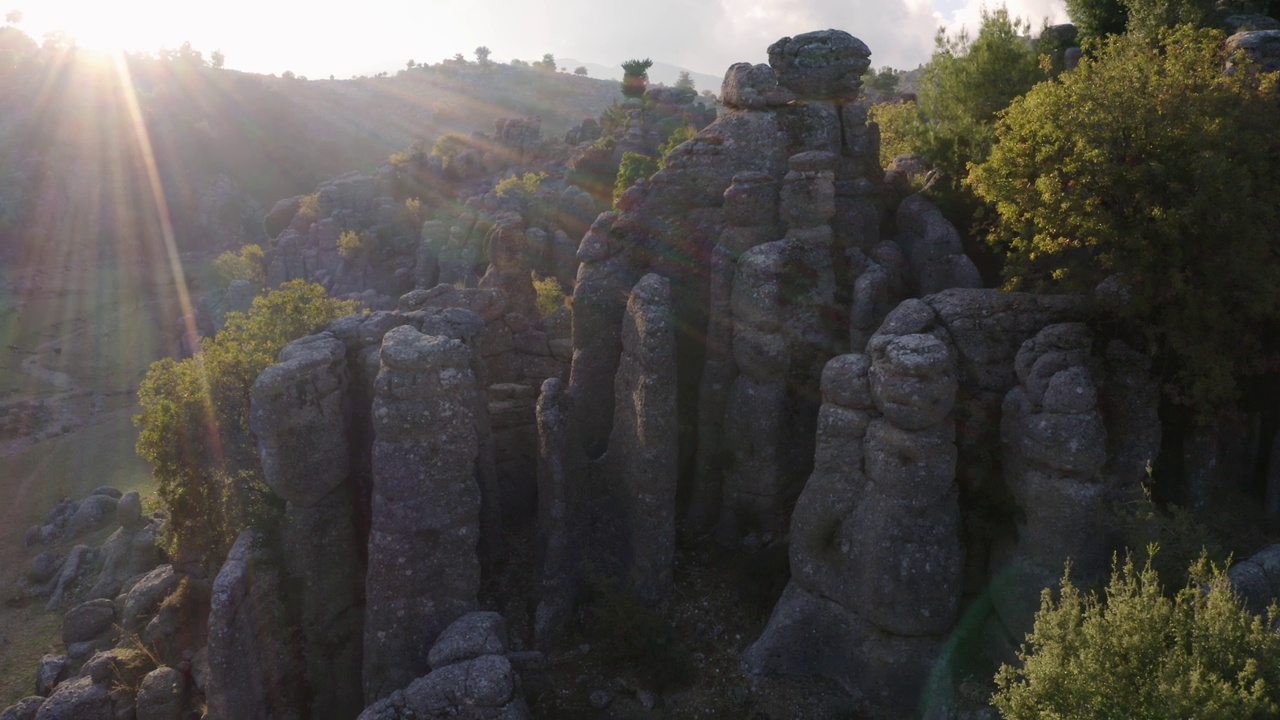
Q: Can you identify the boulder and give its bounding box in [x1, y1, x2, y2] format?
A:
[0, 697, 43, 720]
[32, 678, 109, 720]
[134, 667, 184, 720]
[35, 655, 68, 697]
[61, 599, 116, 647]
[428, 612, 509, 670]
[767, 30, 871, 101]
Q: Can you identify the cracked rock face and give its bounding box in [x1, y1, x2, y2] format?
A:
[767, 29, 872, 101]
[364, 325, 483, 702]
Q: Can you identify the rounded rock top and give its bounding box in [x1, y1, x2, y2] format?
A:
[767, 30, 872, 101]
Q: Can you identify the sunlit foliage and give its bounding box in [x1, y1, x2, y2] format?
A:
[532, 273, 566, 317]
[993, 552, 1280, 719]
[135, 281, 359, 564]
[613, 151, 657, 204]
[212, 244, 265, 287]
[968, 26, 1280, 408]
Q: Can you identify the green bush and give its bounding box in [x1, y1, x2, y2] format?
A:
[620, 58, 653, 99]
[296, 192, 320, 223]
[532, 273, 565, 317]
[337, 229, 375, 259]
[135, 280, 360, 564]
[613, 152, 658, 205]
[658, 126, 694, 167]
[212, 244, 265, 287]
[968, 26, 1280, 409]
[993, 552, 1280, 719]
[494, 171, 546, 199]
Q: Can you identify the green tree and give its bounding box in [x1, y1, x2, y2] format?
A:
[5, 9, 21, 25]
[136, 281, 359, 564]
[916, 7, 1043, 178]
[621, 58, 653, 98]
[993, 552, 1280, 719]
[475, 45, 491, 66]
[1066, 0, 1130, 38]
[210, 49, 224, 69]
[870, 66, 900, 95]
[968, 26, 1280, 408]
[406, 58, 416, 70]
[1124, 0, 1216, 39]
[867, 100, 924, 168]
[574, 65, 588, 76]
[614, 151, 658, 204]
[538, 52, 556, 72]
[675, 70, 695, 91]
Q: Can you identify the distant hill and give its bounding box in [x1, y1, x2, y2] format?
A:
[0, 35, 623, 261]
[560, 58, 723, 95]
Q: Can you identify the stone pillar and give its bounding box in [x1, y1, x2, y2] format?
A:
[206, 531, 303, 720]
[599, 274, 678, 604]
[688, 172, 779, 535]
[567, 212, 640, 458]
[717, 151, 842, 541]
[992, 323, 1111, 634]
[746, 330, 964, 716]
[364, 326, 482, 701]
[249, 333, 362, 720]
[479, 221, 538, 320]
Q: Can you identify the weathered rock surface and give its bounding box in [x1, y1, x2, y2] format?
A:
[595, 274, 678, 604]
[134, 667, 184, 720]
[205, 531, 302, 720]
[0, 697, 43, 720]
[365, 325, 483, 700]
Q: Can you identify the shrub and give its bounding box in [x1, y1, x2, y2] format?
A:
[993, 552, 1280, 719]
[296, 192, 320, 223]
[658, 126, 694, 167]
[135, 280, 360, 565]
[613, 152, 658, 205]
[532, 273, 565, 317]
[212, 244, 265, 287]
[337, 229, 375, 259]
[494, 171, 545, 199]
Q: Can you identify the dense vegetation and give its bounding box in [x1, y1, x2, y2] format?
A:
[994, 553, 1280, 718]
[969, 26, 1280, 408]
[135, 281, 359, 564]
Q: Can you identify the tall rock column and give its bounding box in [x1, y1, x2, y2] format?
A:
[249, 333, 363, 720]
[364, 326, 482, 701]
[992, 323, 1111, 635]
[568, 212, 640, 458]
[747, 310, 965, 717]
[688, 171, 780, 534]
[717, 151, 841, 541]
[597, 274, 678, 604]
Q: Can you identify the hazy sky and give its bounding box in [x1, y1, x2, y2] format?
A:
[20, 0, 1067, 79]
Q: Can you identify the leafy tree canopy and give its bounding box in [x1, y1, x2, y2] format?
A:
[968, 26, 1280, 408]
[135, 281, 359, 564]
[916, 6, 1043, 178]
[1066, 0, 1130, 38]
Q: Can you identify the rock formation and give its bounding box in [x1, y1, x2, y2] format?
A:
[364, 325, 485, 700]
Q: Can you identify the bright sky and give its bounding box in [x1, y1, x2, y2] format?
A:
[17, 0, 1067, 79]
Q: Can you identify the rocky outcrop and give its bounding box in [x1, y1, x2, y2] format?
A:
[894, 193, 981, 296]
[250, 332, 363, 719]
[747, 324, 963, 716]
[364, 326, 484, 700]
[1227, 30, 1280, 73]
[357, 613, 529, 720]
[594, 274, 678, 604]
[205, 531, 303, 720]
